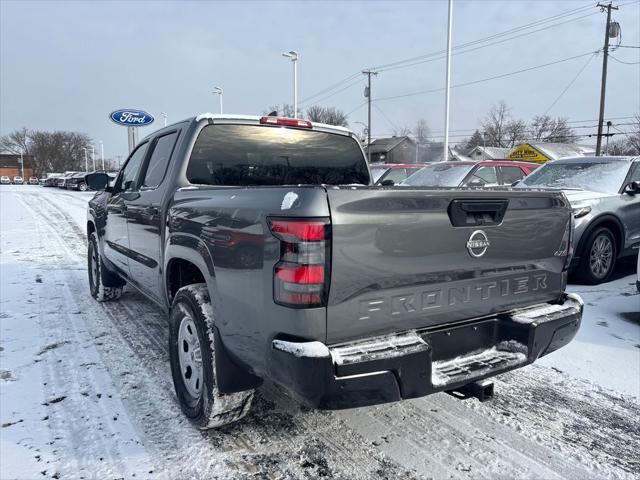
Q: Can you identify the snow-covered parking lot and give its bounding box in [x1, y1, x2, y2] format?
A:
[1, 185, 639, 480]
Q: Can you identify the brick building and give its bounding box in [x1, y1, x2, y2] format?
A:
[0, 154, 34, 178]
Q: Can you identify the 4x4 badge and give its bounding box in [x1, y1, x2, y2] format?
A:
[467, 230, 490, 257]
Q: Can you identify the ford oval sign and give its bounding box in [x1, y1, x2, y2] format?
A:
[109, 109, 154, 127]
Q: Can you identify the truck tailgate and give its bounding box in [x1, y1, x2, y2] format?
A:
[325, 187, 571, 344]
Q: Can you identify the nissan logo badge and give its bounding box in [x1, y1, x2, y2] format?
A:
[466, 230, 490, 258]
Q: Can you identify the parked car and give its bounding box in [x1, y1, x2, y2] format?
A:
[0, 176, 10, 185]
[402, 160, 539, 188]
[43, 175, 61, 187]
[12, 176, 23, 184]
[370, 163, 423, 185]
[56, 172, 77, 188]
[518, 156, 640, 284]
[28, 176, 39, 185]
[66, 172, 89, 191]
[85, 113, 582, 429]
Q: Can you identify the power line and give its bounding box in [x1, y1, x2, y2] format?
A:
[609, 54, 640, 64]
[373, 2, 596, 71]
[297, 1, 613, 108]
[375, 51, 598, 102]
[299, 77, 364, 109]
[543, 52, 598, 115]
[376, 11, 599, 73]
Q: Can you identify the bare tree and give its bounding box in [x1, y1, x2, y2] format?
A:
[481, 101, 510, 147]
[305, 106, 348, 126]
[626, 115, 640, 154]
[393, 126, 412, 137]
[504, 119, 528, 148]
[413, 118, 430, 144]
[530, 115, 576, 143]
[0, 127, 30, 155]
[263, 104, 297, 117]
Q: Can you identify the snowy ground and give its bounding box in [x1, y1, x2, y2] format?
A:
[1, 185, 638, 480]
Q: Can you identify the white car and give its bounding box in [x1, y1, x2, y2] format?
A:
[0, 176, 10, 185]
[12, 176, 23, 184]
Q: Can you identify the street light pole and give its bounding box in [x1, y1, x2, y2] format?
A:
[282, 51, 298, 116]
[19, 151, 24, 179]
[212, 87, 223, 114]
[83, 147, 88, 172]
[89, 145, 95, 171]
[443, 0, 454, 162]
[99, 141, 105, 171]
[161, 112, 167, 127]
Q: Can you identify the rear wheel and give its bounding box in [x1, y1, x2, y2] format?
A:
[169, 284, 253, 429]
[577, 227, 617, 284]
[88, 231, 123, 301]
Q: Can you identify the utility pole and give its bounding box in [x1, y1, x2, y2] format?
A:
[443, 0, 454, 162]
[99, 141, 105, 171]
[362, 69, 378, 163]
[595, 2, 618, 156]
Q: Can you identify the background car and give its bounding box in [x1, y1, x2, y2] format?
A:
[519, 156, 640, 284]
[28, 176, 39, 185]
[12, 176, 23, 184]
[65, 172, 89, 191]
[402, 160, 539, 188]
[0, 176, 10, 185]
[637, 249, 639, 292]
[370, 163, 423, 185]
[56, 172, 77, 188]
[43, 175, 61, 187]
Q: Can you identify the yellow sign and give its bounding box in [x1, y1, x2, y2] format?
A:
[506, 144, 550, 164]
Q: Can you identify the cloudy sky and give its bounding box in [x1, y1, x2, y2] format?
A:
[1, 0, 639, 159]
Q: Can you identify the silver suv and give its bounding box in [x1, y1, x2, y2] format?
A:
[519, 156, 640, 284]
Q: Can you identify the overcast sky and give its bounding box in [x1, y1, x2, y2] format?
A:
[1, 0, 639, 159]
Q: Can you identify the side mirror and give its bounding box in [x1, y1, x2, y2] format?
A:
[85, 172, 109, 191]
[624, 181, 639, 195]
[380, 179, 395, 186]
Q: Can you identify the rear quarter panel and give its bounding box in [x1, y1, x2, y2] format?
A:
[166, 186, 330, 376]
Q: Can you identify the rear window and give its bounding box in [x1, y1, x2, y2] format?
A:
[187, 124, 369, 186]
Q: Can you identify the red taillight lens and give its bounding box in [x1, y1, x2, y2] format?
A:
[270, 220, 326, 242]
[259, 116, 313, 129]
[269, 217, 330, 308]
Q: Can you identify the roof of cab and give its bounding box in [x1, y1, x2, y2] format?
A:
[551, 155, 639, 164]
[193, 113, 353, 136]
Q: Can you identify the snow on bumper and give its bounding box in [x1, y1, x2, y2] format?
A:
[269, 293, 583, 409]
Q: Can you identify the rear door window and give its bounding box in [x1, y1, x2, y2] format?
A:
[383, 168, 411, 184]
[116, 142, 149, 192]
[187, 124, 370, 186]
[142, 131, 179, 189]
[500, 165, 525, 185]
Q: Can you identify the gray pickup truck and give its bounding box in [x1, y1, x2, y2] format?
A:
[85, 114, 583, 429]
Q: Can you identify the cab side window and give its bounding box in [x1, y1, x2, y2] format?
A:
[500, 166, 525, 185]
[142, 132, 179, 189]
[116, 143, 149, 193]
[465, 165, 498, 186]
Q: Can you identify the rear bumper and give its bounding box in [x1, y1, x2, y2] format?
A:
[269, 293, 583, 409]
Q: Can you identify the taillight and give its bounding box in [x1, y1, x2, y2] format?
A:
[558, 213, 574, 271]
[259, 116, 313, 129]
[268, 217, 330, 308]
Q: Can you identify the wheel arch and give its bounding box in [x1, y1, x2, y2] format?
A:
[577, 214, 624, 259]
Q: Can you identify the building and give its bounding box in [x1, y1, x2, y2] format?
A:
[506, 143, 595, 163]
[0, 154, 34, 178]
[467, 146, 511, 161]
[366, 136, 417, 164]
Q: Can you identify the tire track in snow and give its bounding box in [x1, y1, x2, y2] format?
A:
[14, 188, 640, 480]
[16, 190, 420, 479]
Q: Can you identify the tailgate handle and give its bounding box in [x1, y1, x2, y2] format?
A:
[448, 199, 509, 227]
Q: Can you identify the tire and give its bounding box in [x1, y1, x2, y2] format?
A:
[79, 182, 87, 192]
[577, 227, 617, 284]
[88, 231, 123, 301]
[169, 284, 253, 429]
